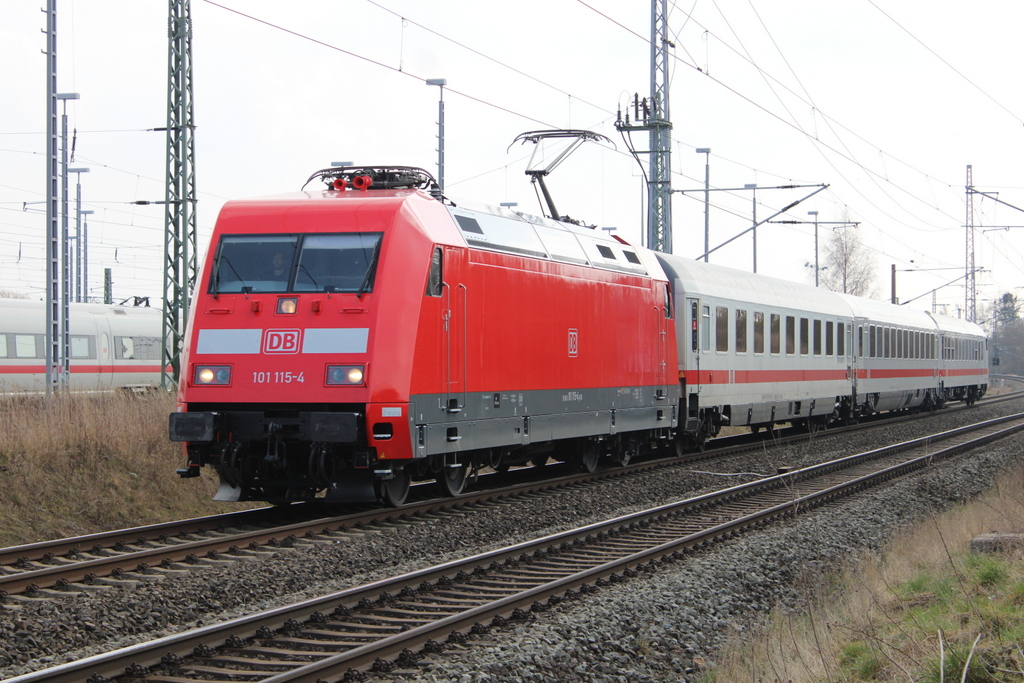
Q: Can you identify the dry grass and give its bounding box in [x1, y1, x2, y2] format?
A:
[709, 465, 1024, 682]
[0, 392, 233, 547]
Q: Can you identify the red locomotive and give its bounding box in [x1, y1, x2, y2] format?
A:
[170, 167, 678, 505]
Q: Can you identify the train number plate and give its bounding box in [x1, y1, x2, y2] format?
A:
[252, 371, 306, 384]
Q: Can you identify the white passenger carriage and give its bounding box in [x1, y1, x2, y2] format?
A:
[0, 299, 164, 393]
[654, 255, 988, 447]
[930, 313, 988, 403]
[840, 295, 945, 414]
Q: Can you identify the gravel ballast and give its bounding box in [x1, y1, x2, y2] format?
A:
[1, 399, 1022, 681]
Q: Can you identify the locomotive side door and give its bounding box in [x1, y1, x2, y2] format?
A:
[654, 283, 671, 391]
[442, 247, 466, 413]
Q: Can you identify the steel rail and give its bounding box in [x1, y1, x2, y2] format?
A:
[3, 392, 1021, 598]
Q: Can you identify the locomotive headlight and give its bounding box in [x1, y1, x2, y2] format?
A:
[326, 364, 365, 386]
[194, 365, 231, 385]
[277, 297, 298, 314]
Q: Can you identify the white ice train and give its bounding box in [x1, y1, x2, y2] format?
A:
[0, 299, 163, 393]
[656, 254, 989, 448]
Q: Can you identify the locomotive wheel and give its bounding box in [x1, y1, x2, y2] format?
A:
[437, 464, 468, 497]
[376, 468, 411, 507]
[580, 444, 600, 473]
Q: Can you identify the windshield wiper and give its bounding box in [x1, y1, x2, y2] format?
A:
[296, 263, 320, 291]
[356, 238, 383, 299]
[216, 255, 247, 294]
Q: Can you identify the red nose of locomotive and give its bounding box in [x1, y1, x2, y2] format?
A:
[169, 198, 416, 503]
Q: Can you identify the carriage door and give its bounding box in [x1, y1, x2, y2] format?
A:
[849, 319, 862, 406]
[93, 314, 114, 390]
[443, 247, 467, 413]
[687, 298, 701, 394]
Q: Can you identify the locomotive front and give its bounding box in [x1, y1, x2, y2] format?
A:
[169, 169, 447, 503]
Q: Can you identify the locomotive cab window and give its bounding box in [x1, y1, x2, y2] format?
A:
[210, 232, 383, 294]
[294, 233, 383, 293]
[426, 246, 443, 297]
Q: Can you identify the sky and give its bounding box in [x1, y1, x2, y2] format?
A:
[2, 1, 1022, 323]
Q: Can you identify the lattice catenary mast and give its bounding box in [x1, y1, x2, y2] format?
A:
[162, 0, 198, 389]
[615, 0, 674, 253]
[965, 164, 976, 322]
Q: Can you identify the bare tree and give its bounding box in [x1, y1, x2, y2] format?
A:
[990, 292, 1020, 327]
[818, 221, 876, 298]
[0, 289, 29, 299]
[988, 292, 1024, 375]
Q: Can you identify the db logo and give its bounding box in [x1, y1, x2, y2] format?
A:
[568, 328, 579, 358]
[264, 329, 301, 354]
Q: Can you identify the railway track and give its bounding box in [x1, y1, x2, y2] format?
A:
[11, 410, 1024, 683]
[2, 390, 1021, 601]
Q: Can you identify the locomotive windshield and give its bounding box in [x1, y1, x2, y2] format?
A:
[211, 232, 383, 294]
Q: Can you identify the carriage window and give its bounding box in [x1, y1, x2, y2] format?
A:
[754, 312, 765, 354]
[825, 321, 834, 356]
[837, 322, 845, 357]
[716, 306, 729, 352]
[71, 335, 96, 359]
[735, 309, 747, 354]
[869, 325, 876, 357]
[786, 316, 795, 355]
[813, 319, 822, 356]
[800, 318, 809, 355]
[770, 314, 781, 354]
[690, 300, 699, 352]
[897, 328, 903, 359]
[114, 336, 161, 360]
[0, 335, 6, 358]
[15, 334, 40, 358]
[701, 306, 711, 351]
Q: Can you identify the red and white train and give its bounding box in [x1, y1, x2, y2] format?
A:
[169, 166, 988, 505]
[0, 298, 163, 393]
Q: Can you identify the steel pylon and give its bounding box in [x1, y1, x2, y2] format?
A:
[162, 0, 197, 390]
